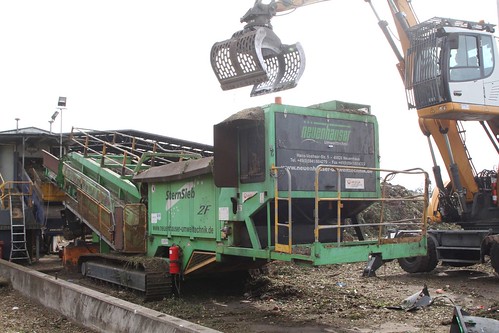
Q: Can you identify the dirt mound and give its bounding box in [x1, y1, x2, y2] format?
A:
[359, 183, 423, 223]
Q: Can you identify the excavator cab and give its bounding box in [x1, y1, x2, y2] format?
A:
[404, 17, 499, 117]
[210, 0, 305, 96]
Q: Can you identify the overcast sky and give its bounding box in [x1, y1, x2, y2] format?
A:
[0, 0, 497, 189]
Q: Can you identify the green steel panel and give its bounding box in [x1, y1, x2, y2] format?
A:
[147, 174, 218, 256]
[216, 238, 427, 266]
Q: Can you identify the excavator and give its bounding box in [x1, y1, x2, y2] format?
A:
[211, 0, 499, 277]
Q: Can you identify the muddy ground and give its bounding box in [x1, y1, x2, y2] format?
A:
[1, 258, 497, 333]
[127, 261, 499, 333]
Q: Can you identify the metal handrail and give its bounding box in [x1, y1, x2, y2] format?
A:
[0, 180, 33, 209]
[313, 165, 429, 245]
[62, 163, 116, 231]
[69, 128, 203, 176]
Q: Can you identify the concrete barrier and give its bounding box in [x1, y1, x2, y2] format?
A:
[0, 259, 221, 333]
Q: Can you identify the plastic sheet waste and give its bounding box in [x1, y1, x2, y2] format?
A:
[387, 284, 433, 312]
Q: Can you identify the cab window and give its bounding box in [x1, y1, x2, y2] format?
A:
[482, 35, 494, 77]
[449, 35, 480, 81]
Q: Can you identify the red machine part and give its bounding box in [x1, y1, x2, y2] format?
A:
[169, 245, 180, 275]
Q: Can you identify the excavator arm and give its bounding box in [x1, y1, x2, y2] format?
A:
[210, 0, 499, 223]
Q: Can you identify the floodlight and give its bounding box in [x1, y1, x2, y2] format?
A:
[58, 96, 67, 107]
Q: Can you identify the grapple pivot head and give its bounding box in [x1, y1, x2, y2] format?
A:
[210, 27, 305, 97]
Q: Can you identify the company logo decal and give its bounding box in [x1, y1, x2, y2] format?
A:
[166, 182, 195, 210]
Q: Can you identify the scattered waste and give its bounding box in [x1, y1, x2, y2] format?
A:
[387, 286, 499, 331]
[387, 285, 433, 312]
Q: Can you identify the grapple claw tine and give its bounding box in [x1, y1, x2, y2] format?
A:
[250, 42, 305, 97]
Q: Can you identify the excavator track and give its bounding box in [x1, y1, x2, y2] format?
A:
[79, 253, 171, 301]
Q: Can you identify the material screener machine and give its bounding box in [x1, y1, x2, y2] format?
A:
[44, 99, 428, 299]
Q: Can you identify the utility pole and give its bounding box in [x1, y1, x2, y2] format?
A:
[53, 97, 67, 158]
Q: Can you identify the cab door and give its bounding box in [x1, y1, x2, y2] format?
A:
[481, 34, 499, 108]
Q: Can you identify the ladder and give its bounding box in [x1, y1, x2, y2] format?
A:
[272, 166, 293, 254]
[9, 194, 31, 263]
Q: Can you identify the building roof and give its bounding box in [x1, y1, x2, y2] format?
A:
[0, 127, 57, 136]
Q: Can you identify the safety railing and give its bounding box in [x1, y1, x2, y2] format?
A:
[271, 164, 429, 253]
[314, 165, 429, 246]
[0, 179, 33, 210]
[62, 163, 115, 213]
[62, 163, 116, 242]
[69, 128, 204, 178]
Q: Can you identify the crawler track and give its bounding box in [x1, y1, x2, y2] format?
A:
[79, 253, 171, 301]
